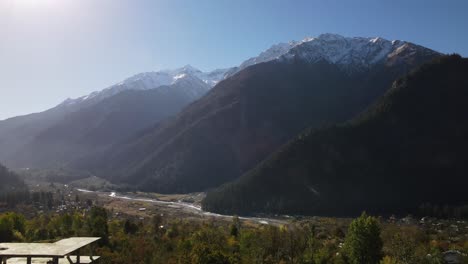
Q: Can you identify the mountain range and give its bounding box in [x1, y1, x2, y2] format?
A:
[70, 34, 440, 193]
[0, 65, 230, 168]
[0, 33, 444, 200]
[60, 65, 232, 109]
[202, 55, 468, 216]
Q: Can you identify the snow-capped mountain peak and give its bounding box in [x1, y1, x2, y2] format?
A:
[166, 65, 232, 87]
[281, 34, 440, 68]
[227, 33, 440, 76]
[60, 33, 440, 109]
[61, 66, 232, 108]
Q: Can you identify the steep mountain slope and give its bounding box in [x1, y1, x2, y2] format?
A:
[60, 65, 231, 108]
[202, 55, 468, 216]
[4, 76, 210, 168]
[0, 66, 222, 168]
[0, 104, 80, 167]
[0, 163, 26, 193]
[225, 41, 300, 77]
[76, 34, 441, 193]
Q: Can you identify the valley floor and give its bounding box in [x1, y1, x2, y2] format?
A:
[2, 177, 467, 263]
[76, 188, 291, 227]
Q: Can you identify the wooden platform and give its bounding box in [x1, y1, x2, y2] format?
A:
[3, 256, 100, 264]
[0, 237, 101, 264]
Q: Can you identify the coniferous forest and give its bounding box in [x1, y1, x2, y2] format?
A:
[1, 2, 468, 263]
[203, 55, 468, 217]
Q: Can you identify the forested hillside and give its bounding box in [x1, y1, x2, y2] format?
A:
[76, 37, 439, 193]
[203, 55, 468, 216]
[0, 164, 25, 191]
[0, 163, 28, 207]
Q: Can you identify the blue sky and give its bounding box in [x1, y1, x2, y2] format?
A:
[0, 0, 467, 120]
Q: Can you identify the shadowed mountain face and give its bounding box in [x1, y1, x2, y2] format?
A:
[0, 105, 77, 167]
[0, 163, 26, 193]
[0, 34, 441, 194]
[11, 90, 197, 168]
[1, 77, 211, 169]
[202, 55, 468, 216]
[75, 40, 440, 193]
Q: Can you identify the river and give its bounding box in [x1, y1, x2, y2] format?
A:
[76, 189, 288, 225]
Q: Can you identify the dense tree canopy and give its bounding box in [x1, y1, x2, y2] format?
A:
[0, 164, 29, 208]
[0, 209, 458, 263]
[344, 213, 383, 264]
[203, 55, 468, 217]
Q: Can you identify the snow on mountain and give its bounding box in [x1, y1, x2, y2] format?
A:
[60, 33, 439, 109]
[61, 65, 231, 108]
[282, 33, 440, 68]
[279, 33, 400, 66]
[198, 68, 234, 86]
[225, 41, 300, 77]
[238, 41, 300, 70]
[165, 65, 232, 87]
[226, 33, 440, 77]
[165, 70, 213, 99]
